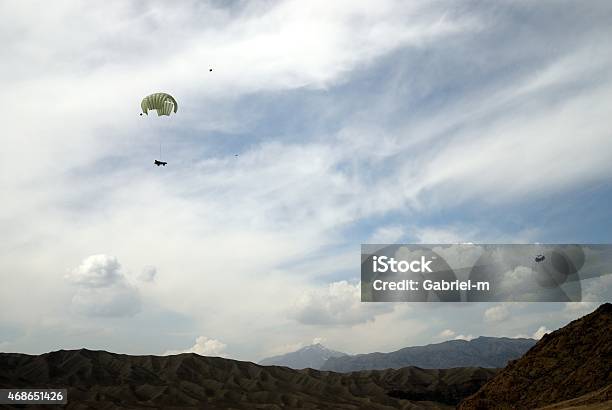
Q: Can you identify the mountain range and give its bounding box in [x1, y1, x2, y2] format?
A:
[259, 343, 347, 369]
[321, 336, 536, 372]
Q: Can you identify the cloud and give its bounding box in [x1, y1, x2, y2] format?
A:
[71, 284, 141, 318]
[165, 336, 227, 357]
[265, 341, 305, 357]
[291, 281, 393, 326]
[139, 266, 157, 283]
[415, 227, 538, 247]
[454, 334, 475, 341]
[579, 274, 612, 302]
[495, 266, 539, 300]
[413, 227, 476, 244]
[430, 244, 484, 280]
[368, 225, 405, 243]
[484, 305, 510, 322]
[563, 275, 611, 318]
[65, 255, 122, 287]
[67, 255, 141, 318]
[436, 329, 478, 344]
[515, 325, 551, 340]
[532, 326, 549, 340]
[564, 301, 598, 314]
[437, 329, 456, 339]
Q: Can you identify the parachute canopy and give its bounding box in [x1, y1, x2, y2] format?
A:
[141, 93, 178, 116]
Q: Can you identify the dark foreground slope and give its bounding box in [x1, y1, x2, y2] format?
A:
[0, 349, 496, 410]
[322, 337, 535, 372]
[459, 303, 612, 410]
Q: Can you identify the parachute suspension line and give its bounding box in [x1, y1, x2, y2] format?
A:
[141, 92, 177, 164]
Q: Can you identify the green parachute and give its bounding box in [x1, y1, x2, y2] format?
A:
[140, 92, 178, 116]
[140, 92, 177, 166]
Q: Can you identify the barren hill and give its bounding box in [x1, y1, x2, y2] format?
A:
[458, 303, 612, 410]
[322, 337, 535, 372]
[0, 349, 496, 409]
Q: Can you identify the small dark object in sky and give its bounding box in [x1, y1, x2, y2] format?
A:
[535, 254, 545, 263]
[154, 160, 167, 167]
[140, 113, 143, 116]
[209, 68, 213, 72]
[235, 154, 238, 157]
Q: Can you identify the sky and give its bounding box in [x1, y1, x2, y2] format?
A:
[1, 0, 611, 361]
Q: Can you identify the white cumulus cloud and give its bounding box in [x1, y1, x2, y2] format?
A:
[532, 326, 550, 340]
[437, 329, 456, 339]
[454, 334, 475, 341]
[484, 305, 510, 322]
[66, 255, 141, 317]
[66, 254, 122, 287]
[165, 336, 227, 357]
